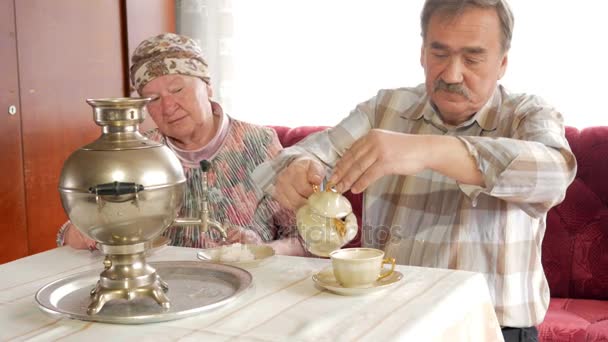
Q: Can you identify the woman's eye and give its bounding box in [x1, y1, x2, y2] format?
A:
[144, 96, 159, 105]
[170, 87, 183, 94]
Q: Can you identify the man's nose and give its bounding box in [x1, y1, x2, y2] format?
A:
[441, 57, 464, 84]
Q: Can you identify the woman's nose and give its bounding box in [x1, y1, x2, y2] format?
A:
[160, 95, 176, 114]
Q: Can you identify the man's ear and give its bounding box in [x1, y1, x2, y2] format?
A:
[420, 43, 426, 67]
[497, 53, 508, 80]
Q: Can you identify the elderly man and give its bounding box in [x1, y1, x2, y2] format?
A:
[253, 0, 576, 340]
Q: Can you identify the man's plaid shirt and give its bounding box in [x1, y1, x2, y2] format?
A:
[253, 84, 576, 327]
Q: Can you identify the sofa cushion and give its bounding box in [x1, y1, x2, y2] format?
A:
[543, 127, 608, 300]
[271, 125, 328, 147]
[538, 298, 608, 341]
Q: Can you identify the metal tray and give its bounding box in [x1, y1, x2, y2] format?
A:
[35, 261, 252, 324]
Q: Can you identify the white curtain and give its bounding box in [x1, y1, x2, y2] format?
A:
[176, 0, 235, 111]
[178, 0, 608, 128]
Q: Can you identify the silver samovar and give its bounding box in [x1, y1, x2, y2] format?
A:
[57, 97, 228, 315]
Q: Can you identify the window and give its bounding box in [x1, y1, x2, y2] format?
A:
[217, 0, 607, 128]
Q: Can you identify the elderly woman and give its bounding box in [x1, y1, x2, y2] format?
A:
[57, 33, 304, 255]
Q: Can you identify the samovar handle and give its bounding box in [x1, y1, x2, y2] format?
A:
[88, 181, 144, 196]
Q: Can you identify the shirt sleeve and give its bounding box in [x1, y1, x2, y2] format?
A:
[255, 128, 298, 240]
[252, 93, 379, 197]
[56, 220, 71, 246]
[457, 97, 577, 217]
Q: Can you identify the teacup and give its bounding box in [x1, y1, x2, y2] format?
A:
[329, 248, 396, 288]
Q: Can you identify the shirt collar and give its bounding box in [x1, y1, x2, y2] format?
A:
[400, 85, 502, 132]
[165, 100, 231, 167]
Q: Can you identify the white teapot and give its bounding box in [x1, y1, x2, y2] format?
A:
[296, 184, 358, 257]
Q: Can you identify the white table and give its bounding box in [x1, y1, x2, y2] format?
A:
[0, 246, 503, 341]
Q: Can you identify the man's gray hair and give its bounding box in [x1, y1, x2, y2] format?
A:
[420, 0, 514, 52]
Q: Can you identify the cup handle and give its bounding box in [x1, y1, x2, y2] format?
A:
[377, 257, 396, 281]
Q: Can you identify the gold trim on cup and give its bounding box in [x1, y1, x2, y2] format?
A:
[377, 257, 396, 281]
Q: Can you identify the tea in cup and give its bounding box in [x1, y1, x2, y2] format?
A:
[329, 248, 396, 288]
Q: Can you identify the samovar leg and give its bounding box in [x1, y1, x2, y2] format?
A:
[157, 274, 169, 292]
[87, 288, 112, 315]
[151, 285, 171, 310]
[90, 256, 112, 297]
[90, 280, 100, 297]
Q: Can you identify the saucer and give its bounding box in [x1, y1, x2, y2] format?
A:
[312, 267, 403, 296]
[197, 243, 275, 268]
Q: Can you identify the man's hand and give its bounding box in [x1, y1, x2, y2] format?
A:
[328, 129, 484, 194]
[273, 157, 326, 210]
[329, 129, 428, 194]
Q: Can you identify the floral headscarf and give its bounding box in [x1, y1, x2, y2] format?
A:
[130, 33, 210, 94]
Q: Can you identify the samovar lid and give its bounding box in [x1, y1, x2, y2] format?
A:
[83, 97, 162, 151]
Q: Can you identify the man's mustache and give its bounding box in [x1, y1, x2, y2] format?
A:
[434, 80, 470, 99]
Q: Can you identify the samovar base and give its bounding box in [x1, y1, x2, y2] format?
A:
[88, 243, 170, 315]
[88, 273, 170, 315]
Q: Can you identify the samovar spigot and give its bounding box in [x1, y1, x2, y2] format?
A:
[174, 160, 228, 241]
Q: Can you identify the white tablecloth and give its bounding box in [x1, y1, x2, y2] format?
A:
[0, 246, 503, 341]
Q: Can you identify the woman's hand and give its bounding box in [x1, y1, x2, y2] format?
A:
[201, 225, 262, 248]
[225, 226, 263, 245]
[63, 223, 97, 251]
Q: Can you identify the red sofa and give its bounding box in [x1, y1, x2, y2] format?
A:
[272, 125, 608, 341]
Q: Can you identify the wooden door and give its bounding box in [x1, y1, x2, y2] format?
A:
[14, 0, 127, 255]
[0, 0, 28, 264]
[125, 0, 176, 131]
[0, 0, 176, 264]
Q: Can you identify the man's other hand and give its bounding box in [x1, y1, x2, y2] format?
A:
[329, 129, 427, 194]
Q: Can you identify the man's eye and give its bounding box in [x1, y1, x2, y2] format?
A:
[465, 58, 480, 65]
[433, 53, 448, 59]
[170, 87, 183, 94]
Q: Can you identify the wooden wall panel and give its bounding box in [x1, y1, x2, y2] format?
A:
[126, 0, 175, 131]
[0, 0, 28, 264]
[14, 0, 127, 254]
[125, 0, 176, 80]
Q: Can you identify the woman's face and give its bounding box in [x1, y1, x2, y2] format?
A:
[140, 74, 214, 145]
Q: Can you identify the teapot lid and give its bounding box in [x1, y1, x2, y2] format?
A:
[308, 191, 352, 218]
